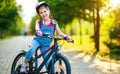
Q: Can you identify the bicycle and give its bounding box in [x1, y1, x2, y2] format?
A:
[11, 34, 74, 74]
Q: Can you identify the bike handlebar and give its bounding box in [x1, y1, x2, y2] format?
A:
[42, 34, 74, 43]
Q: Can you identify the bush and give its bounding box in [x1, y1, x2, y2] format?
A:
[109, 27, 120, 39]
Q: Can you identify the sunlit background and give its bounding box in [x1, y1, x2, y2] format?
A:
[16, 0, 38, 25]
[110, 0, 120, 8]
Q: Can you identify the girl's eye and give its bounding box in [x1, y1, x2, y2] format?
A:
[44, 11, 46, 13]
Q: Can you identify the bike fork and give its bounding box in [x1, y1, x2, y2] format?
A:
[51, 54, 56, 74]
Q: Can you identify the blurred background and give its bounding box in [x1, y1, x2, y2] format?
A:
[0, 0, 120, 63]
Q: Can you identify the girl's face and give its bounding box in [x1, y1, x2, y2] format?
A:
[38, 6, 50, 20]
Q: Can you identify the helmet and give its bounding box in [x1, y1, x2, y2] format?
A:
[36, 1, 50, 14]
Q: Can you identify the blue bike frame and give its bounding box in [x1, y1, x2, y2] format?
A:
[31, 44, 57, 73]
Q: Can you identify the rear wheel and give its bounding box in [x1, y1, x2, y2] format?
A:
[48, 54, 71, 74]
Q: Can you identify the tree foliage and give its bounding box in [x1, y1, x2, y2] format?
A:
[41, 0, 108, 26]
[0, 0, 24, 35]
[114, 6, 120, 27]
[110, 6, 120, 39]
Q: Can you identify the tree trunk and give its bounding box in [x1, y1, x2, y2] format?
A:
[70, 23, 73, 35]
[93, 9, 96, 41]
[79, 18, 82, 44]
[95, 7, 100, 51]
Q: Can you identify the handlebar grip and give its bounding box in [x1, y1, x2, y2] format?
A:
[67, 40, 74, 43]
[71, 40, 74, 43]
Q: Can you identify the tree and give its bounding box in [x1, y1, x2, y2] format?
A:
[92, 0, 108, 51]
[0, 0, 24, 35]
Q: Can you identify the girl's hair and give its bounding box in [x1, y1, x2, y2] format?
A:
[39, 16, 54, 25]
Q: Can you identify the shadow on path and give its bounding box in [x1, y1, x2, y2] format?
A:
[62, 50, 120, 74]
[62, 50, 103, 74]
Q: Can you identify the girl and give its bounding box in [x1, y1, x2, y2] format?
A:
[20, 1, 72, 72]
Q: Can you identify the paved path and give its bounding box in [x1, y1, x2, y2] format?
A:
[0, 36, 120, 74]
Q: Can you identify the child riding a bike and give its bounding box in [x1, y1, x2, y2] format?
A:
[20, 1, 73, 72]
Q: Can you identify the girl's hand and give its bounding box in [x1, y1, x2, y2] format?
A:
[35, 20, 42, 36]
[64, 36, 73, 42]
[36, 30, 42, 36]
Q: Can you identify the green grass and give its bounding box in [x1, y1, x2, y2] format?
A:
[0, 35, 14, 40]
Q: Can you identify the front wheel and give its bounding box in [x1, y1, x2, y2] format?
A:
[11, 52, 26, 74]
[48, 54, 71, 74]
[11, 52, 34, 74]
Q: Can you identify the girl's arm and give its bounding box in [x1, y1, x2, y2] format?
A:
[35, 20, 42, 36]
[35, 20, 40, 30]
[56, 24, 67, 37]
[55, 23, 72, 40]
[55, 22, 73, 41]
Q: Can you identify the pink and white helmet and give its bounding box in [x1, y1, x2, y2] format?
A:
[36, 1, 50, 14]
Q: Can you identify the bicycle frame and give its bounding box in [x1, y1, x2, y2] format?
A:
[31, 42, 57, 73]
[27, 34, 73, 74]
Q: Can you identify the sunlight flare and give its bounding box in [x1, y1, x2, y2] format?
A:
[110, 0, 120, 8]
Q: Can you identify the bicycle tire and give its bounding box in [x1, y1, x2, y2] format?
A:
[11, 52, 26, 74]
[48, 54, 71, 74]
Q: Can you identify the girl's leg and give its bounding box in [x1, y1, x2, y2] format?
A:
[25, 39, 40, 61]
[21, 39, 40, 72]
[40, 46, 50, 69]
